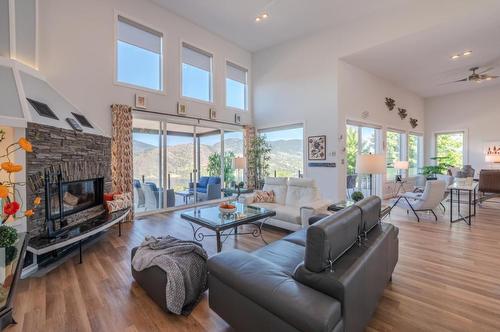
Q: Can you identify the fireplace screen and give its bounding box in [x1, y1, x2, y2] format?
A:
[49, 178, 104, 219]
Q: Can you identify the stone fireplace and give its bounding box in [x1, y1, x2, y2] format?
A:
[26, 122, 111, 236]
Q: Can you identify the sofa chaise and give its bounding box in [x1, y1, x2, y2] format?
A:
[241, 177, 330, 231]
[208, 196, 399, 332]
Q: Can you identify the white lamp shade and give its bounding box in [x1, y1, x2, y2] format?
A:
[233, 157, 246, 169]
[356, 154, 385, 174]
[394, 160, 409, 170]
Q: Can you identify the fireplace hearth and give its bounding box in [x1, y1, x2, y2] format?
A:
[26, 122, 112, 237]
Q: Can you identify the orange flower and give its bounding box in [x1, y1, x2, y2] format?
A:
[18, 137, 32, 152]
[1, 162, 22, 173]
[24, 209, 34, 217]
[0, 185, 8, 199]
[34, 196, 41, 206]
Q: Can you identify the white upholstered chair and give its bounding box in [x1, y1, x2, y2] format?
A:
[392, 180, 447, 222]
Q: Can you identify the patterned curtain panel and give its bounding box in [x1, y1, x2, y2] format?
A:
[244, 126, 256, 189]
[111, 104, 133, 219]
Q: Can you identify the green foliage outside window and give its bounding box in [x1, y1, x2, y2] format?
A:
[207, 151, 236, 187]
[346, 126, 358, 175]
[386, 131, 401, 180]
[436, 133, 464, 168]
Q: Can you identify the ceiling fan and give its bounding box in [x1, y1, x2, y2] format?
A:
[446, 66, 499, 84]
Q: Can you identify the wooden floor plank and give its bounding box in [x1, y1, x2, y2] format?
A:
[7, 200, 500, 331]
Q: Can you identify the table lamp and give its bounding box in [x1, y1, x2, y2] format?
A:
[356, 154, 385, 196]
[232, 157, 246, 198]
[393, 160, 409, 196]
[394, 160, 409, 182]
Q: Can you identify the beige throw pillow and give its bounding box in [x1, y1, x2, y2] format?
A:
[253, 190, 275, 203]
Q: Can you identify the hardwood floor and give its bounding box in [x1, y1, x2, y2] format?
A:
[8, 200, 500, 332]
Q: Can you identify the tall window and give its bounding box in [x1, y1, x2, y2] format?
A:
[386, 130, 405, 181]
[346, 123, 382, 197]
[259, 125, 304, 178]
[226, 62, 247, 110]
[116, 16, 162, 91]
[435, 132, 465, 167]
[182, 43, 212, 102]
[408, 133, 423, 177]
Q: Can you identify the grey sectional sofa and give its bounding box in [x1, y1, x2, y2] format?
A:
[207, 196, 399, 332]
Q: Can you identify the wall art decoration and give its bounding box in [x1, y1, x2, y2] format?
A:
[398, 107, 407, 119]
[135, 94, 146, 109]
[484, 141, 500, 162]
[308, 135, 326, 160]
[385, 97, 396, 111]
[209, 108, 217, 120]
[409, 118, 418, 128]
[177, 102, 187, 115]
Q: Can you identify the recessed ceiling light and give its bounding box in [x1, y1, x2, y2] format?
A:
[463, 50, 472, 56]
[451, 54, 460, 60]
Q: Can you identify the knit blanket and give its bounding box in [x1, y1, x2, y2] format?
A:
[132, 235, 208, 315]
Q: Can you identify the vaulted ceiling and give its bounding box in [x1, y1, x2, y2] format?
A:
[343, 9, 500, 98]
[152, 0, 466, 52]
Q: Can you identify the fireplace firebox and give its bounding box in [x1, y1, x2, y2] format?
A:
[44, 171, 104, 237]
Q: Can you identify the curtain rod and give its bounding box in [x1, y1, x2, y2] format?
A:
[116, 106, 246, 128]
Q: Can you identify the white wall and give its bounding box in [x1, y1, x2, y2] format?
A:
[252, 2, 474, 200]
[338, 61, 424, 197]
[424, 85, 500, 172]
[37, 0, 252, 136]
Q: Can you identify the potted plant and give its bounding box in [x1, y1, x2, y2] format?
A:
[0, 129, 40, 247]
[247, 135, 271, 190]
[351, 191, 364, 202]
[422, 156, 453, 178]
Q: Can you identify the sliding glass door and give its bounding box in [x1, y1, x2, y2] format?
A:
[132, 116, 241, 212]
[132, 118, 164, 213]
[346, 123, 382, 198]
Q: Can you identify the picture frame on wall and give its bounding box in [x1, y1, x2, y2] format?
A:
[209, 108, 217, 120]
[308, 135, 326, 160]
[135, 94, 146, 109]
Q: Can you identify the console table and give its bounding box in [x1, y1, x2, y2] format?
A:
[0, 232, 27, 330]
[28, 208, 129, 265]
[448, 182, 478, 225]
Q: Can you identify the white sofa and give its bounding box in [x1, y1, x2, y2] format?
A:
[241, 177, 330, 231]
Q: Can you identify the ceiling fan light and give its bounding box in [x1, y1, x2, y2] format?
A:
[255, 16, 261, 22]
[463, 50, 472, 56]
[261, 13, 269, 19]
[451, 54, 460, 60]
[486, 77, 493, 81]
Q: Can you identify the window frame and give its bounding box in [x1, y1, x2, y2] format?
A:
[225, 59, 248, 111]
[113, 12, 165, 94]
[180, 41, 214, 105]
[407, 132, 424, 177]
[257, 123, 306, 178]
[432, 129, 468, 167]
[385, 129, 407, 181]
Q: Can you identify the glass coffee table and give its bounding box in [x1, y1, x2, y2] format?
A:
[181, 202, 276, 252]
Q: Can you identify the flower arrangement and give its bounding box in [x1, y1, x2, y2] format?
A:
[0, 129, 39, 245]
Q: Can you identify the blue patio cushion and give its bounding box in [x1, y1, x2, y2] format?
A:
[208, 176, 221, 185]
[197, 187, 207, 193]
[198, 176, 210, 188]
